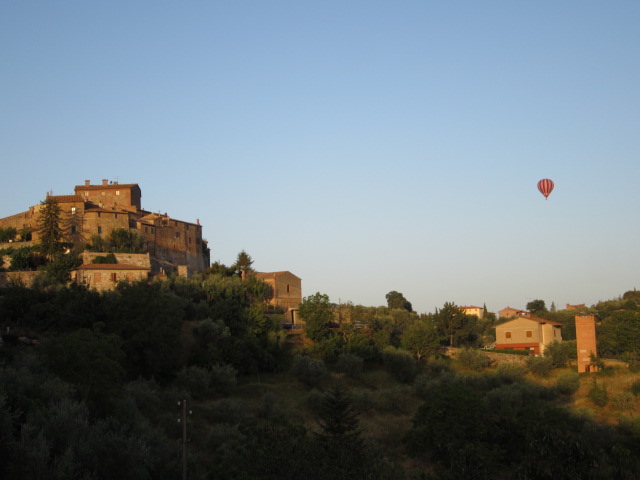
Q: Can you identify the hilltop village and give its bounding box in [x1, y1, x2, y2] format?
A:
[0, 179, 302, 313]
[0, 179, 210, 276]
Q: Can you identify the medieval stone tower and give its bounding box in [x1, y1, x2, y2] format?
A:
[575, 314, 598, 373]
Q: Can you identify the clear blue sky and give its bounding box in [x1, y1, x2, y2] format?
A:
[2, 1, 639, 313]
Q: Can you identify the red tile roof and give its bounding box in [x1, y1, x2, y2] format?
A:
[495, 315, 564, 327]
[255, 271, 301, 280]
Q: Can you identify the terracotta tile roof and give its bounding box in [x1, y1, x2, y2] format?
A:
[495, 315, 564, 328]
[255, 271, 300, 279]
[74, 264, 149, 271]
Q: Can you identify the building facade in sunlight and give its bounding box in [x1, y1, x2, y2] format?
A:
[494, 316, 563, 355]
[0, 179, 210, 282]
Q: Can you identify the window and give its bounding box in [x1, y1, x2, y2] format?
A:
[110, 273, 117, 282]
[71, 207, 76, 214]
[101, 191, 105, 196]
[175, 231, 181, 239]
[71, 226, 76, 234]
[287, 284, 290, 293]
[116, 190, 120, 196]
[98, 212, 101, 218]
[526, 331, 532, 338]
[97, 226, 102, 234]
[505, 332, 511, 339]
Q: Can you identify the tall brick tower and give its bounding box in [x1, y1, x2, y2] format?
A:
[575, 314, 598, 373]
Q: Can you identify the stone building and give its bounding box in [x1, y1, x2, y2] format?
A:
[459, 305, 484, 318]
[0, 179, 210, 277]
[72, 263, 150, 292]
[254, 271, 302, 324]
[497, 307, 530, 319]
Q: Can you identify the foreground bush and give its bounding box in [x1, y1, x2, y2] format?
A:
[555, 370, 580, 395]
[336, 353, 364, 378]
[526, 356, 554, 377]
[495, 362, 527, 382]
[382, 347, 416, 383]
[458, 348, 490, 371]
[588, 380, 608, 407]
[290, 355, 327, 387]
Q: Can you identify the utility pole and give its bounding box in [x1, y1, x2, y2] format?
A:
[178, 399, 191, 480]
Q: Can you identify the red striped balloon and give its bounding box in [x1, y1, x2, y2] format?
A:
[537, 178, 554, 199]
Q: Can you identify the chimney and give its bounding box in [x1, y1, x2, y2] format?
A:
[102, 179, 108, 185]
[85, 180, 90, 186]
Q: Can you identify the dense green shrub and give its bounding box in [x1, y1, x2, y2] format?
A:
[336, 353, 364, 378]
[350, 388, 375, 412]
[290, 355, 327, 387]
[174, 365, 211, 399]
[526, 356, 554, 377]
[91, 253, 117, 264]
[257, 392, 278, 418]
[9, 246, 45, 270]
[611, 392, 635, 411]
[414, 374, 433, 400]
[631, 379, 640, 396]
[306, 388, 325, 413]
[0, 227, 17, 242]
[382, 346, 416, 383]
[495, 362, 527, 382]
[588, 380, 608, 407]
[555, 370, 580, 395]
[204, 398, 246, 424]
[305, 335, 344, 363]
[458, 348, 491, 371]
[544, 340, 576, 368]
[373, 385, 414, 414]
[421, 355, 452, 377]
[209, 363, 238, 394]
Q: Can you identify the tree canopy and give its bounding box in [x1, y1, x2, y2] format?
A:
[432, 302, 477, 347]
[385, 290, 412, 312]
[37, 197, 64, 260]
[234, 250, 254, 276]
[299, 292, 333, 342]
[526, 299, 547, 315]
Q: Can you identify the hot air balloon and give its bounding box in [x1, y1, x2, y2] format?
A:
[537, 178, 554, 199]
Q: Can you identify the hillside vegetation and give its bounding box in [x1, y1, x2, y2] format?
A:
[1, 276, 640, 479]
